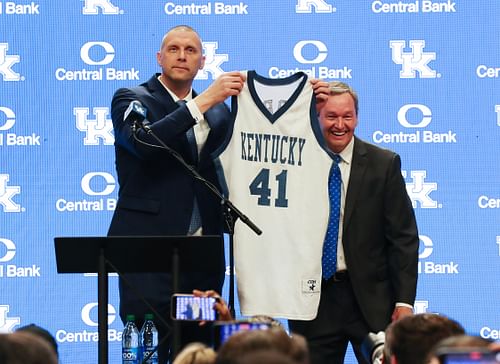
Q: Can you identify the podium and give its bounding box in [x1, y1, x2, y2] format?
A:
[54, 235, 224, 364]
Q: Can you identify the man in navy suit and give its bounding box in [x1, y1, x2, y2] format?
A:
[108, 25, 245, 363]
[289, 81, 419, 364]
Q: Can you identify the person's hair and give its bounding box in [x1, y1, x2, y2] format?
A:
[236, 349, 298, 364]
[215, 327, 309, 364]
[384, 313, 465, 364]
[327, 81, 359, 115]
[160, 25, 201, 50]
[16, 323, 58, 357]
[0, 332, 58, 364]
[173, 342, 217, 364]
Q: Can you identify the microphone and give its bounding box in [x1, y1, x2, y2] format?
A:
[124, 100, 150, 132]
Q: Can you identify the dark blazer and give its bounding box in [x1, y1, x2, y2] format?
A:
[343, 137, 419, 331]
[107, 74, 230, 320]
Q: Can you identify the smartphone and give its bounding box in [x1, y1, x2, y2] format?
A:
[213, 321, 272, 349]
[437, 348, 500, 364]
[170, 294, 217, 321]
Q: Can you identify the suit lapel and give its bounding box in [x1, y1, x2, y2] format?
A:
[343, 137, 368, 230]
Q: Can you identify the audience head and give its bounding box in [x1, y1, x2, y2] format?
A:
[215, 327, 309, 364]
[383, 313, 465, 364]
[0, 331, 58, 364]
[173, 342, 217, 364]
[16, 323, 58, 358]
[236, 349, 299, 364]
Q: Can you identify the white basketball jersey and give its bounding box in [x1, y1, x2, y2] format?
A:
[213, 71, 333, 320]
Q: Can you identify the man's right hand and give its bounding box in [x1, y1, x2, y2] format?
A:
[194, 71, 246, 113]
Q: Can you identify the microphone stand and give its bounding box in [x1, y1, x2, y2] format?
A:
[133, 120, 262, 356]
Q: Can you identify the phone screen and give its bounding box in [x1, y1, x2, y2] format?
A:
[171, 294, 217, 321]
[440, 351, 500, 364]
[213, 321, 272, 349]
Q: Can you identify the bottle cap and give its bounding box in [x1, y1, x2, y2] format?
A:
[126, 314, 136, 322]
[144, 313, 154, 320]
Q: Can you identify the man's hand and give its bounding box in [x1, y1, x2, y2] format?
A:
[391, 306, 414, 322]
[194, 71, 246, 113]
[310, 78, 329, 114]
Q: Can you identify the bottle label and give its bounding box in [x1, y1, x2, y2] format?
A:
[122, 347, 139, 363]
[142, 348, 158, 364]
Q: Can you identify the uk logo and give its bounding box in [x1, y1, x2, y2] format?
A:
[402, 170, 440, 208]
[390, 40, 438, 78]
[413, 300, 429, 314]
[0, 174, 22, 213]
[0, 43, 21, 82]
[295, 0, 336, 13]
[74, 107, 114, 145]
[82, 0, 122, 14]
[0, 305, 20, 333]
[196, 42, 228, 80]
[495, 105, 500, 127]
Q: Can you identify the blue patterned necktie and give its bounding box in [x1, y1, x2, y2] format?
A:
[322, 154, 342, 280]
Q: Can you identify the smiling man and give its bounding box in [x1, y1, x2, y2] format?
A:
[107, 25, 244, 363]
[288, 81, 420, 364]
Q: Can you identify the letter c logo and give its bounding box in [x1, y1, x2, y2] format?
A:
[398, 104, 432, 128]
[80, 41, 115, 65]
[0, 238, 16, 262]
[293, 40, 328, 64]
[0, 107, 16, 131]
[418, 235, 433, 259]
[81, 172, 115, 196]
[81, 302, 116, 327]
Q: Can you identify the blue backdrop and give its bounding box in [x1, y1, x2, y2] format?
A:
[1, 1, 499, 363]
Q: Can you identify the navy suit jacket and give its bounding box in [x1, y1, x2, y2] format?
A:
[342, 137, 419, 331]
[108, 74, 230, 319]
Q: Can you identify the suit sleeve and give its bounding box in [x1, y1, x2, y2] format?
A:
[384, 153, 419, 305]
[111, 87, 196, 159]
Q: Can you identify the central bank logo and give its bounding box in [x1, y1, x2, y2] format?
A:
[0, 238, 41, 278]
[0, 43, 21, 82]
[56, 302, 121, 343]
[402, 170, 440, 208]
[56, 172, 116, 212]
[0, 305, 20, 333]
[55, 41, 138, 81]
[82, 0, 122, 14]
[372, 104, 457, 144]
[390, 40, 439, 78]
[74, 107, 114, 145]
[196, 42, 228, 80]
[295, 0, 336, 13]
[0, 106, 42, 147]
[269, 40, 352, 79]
[418, 235, 458, 274]
[0, 174, 22, 213]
